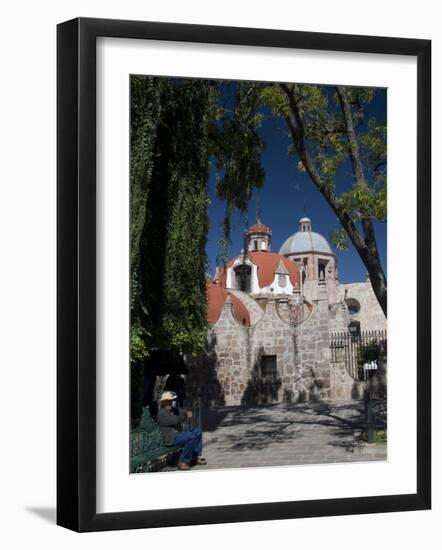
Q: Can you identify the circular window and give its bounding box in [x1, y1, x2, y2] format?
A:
[345, 298, 360, 317]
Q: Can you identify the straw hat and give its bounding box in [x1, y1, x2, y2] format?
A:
[159, 391, 177, 402]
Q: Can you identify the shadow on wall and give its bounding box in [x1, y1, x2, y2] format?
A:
[296, 387, 320, 402]
[186, 333, 225, 408]
[283, 388, 294, 403]
[351, 380, 363, 400]
[241, 347, 282, 406]
[295, 365, 323, 402]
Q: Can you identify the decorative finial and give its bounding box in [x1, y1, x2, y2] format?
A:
[256, 190, 262, 224]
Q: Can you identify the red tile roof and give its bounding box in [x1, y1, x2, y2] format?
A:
[225, 251, 300, 289]
[248, 223, 271, 234]
[206, 281, 251, 326]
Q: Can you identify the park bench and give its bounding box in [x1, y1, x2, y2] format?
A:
[130, 407, 183, 473]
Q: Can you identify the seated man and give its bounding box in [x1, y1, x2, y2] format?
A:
[157, 391, 206, 471]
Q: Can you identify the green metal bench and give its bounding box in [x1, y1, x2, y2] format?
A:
[130, 407, 182, 473]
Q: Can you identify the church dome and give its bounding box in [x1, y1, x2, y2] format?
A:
[248, 222, 271, 234]
[279, 217, 333, 256]
[279, 232, 333, 255]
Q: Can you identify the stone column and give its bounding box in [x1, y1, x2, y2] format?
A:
[294, 281, 332, 401]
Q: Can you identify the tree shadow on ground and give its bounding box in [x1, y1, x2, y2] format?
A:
[204, 401, 368, 452]
[224, 421, 304, 450]
[202, 407, 230, 431]
[288, 401, 366, 452]
[204, 402, 281, 431]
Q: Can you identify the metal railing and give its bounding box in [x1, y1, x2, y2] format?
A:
[330, 330, 387, 380]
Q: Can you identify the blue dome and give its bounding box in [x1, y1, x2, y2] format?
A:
[279, 231, 333, 255]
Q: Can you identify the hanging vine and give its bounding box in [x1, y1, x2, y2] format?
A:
[130, 78, 266, 362]
[211, 81, 266, 263]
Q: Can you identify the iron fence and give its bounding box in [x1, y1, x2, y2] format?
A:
[330, 330, 387, 381]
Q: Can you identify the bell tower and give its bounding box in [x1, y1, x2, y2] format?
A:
[246, 221, 272, 252]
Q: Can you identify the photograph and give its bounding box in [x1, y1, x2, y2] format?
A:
[129, 75, 388, 474]
[0, 0, 435, 541]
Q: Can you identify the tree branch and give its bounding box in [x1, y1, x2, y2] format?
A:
[336, 86, 366, 185]
[279, 83, 368, 255]
[336, 87, 386, 255]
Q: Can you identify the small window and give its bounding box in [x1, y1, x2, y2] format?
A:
[261, 355, 277, 379]
[234, 264, 252, 293]
[318, 260, 328, 280]
[253, 240, 258, 250]
[346, 298, 361, 316]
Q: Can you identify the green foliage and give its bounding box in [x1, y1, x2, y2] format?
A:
[212, 82, 266, 263]
[330, 227, 350, 250]
[130, 323, 151, 363]
[339, 181, 386, 222]
[129, 78, 265, 359]
[130, 77, 215, 360]
[358, 341, 382, 366]
[130, 77, 163, 318]
[159, 80, 213, 353]
[260, 83, 291, 118]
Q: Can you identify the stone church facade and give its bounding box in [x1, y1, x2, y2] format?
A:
[187, 217, 386, 406]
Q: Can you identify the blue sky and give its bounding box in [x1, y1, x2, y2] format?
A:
[206, 87, 387, 284]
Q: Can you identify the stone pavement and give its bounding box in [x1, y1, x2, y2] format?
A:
[190, 400, 386, 471]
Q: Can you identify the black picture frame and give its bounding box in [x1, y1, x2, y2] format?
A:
[57, 17, 431, 532]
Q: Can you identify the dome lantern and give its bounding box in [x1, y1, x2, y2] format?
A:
[298, 216, 312, 232]
[246, 221, 272, 252]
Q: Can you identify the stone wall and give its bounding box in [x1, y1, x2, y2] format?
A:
[292, 282, 332, 401]
[188, 282, 339, 406]
[244, 298, 298, 405]
[186, 281, 375, 406]
[186, 299, 249, 406]
[329, 346, 366, 400]
[338, 281, 387, 332]
[329, 301, 350, 332]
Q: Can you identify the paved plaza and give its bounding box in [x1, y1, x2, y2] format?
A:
[190, 400, 386, 471]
